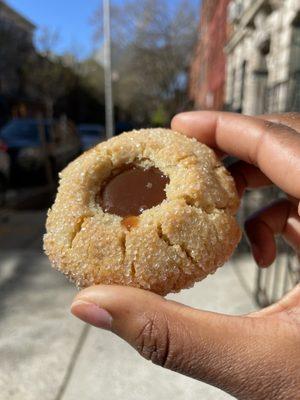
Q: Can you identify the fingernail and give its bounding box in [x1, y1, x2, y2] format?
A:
[251, 244, 265, 267]
[71, 300, 112, 330]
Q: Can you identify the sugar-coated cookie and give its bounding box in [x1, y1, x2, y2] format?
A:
[44, 128, 241, 295]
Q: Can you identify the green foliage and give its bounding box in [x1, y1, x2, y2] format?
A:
[150, 106, 168, 127]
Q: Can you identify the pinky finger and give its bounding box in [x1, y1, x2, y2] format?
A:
[245, 199, 300, 268]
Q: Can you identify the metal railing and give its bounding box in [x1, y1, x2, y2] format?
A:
[237, 189, 300, 307]
[255, 244, 300, 306]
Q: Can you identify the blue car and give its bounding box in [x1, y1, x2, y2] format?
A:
[78, 124, 106, 151]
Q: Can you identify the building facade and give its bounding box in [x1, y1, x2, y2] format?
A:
[226, 0, 300, 114]
[189, 0, 230, 110]
[0, 0, 36, 93]
[0, 0, 35, 44]
[0, 1, 36, 125]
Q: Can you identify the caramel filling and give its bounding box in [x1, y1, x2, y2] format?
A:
[98, 166, 169, 218]
[122, 216, 139, 230]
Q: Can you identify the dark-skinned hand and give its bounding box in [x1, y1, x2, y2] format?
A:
[71, 112, 300, 400]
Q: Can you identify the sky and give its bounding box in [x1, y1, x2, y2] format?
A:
[8, 0, 101, 58]
[7, 0, 201, 59]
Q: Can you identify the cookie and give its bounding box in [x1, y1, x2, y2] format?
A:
[44, 128, 241, 296]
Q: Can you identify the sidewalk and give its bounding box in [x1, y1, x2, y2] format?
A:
[0, 211, 258, 400]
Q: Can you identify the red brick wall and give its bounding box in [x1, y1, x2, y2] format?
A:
[189, 0, 230, 110]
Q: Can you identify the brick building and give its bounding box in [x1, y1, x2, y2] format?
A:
[189, 0, 230, 110]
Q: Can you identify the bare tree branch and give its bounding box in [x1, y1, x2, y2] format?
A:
[92, 0, 199, 124]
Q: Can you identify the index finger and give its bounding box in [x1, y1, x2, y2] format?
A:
[171, 111, 300, 199]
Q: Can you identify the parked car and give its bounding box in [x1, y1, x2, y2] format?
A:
[78, 124, 105, 151]
[0, 118, 81, 186]
[0, 140, 10, 205]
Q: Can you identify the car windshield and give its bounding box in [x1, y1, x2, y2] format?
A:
[79, 126, 103, 137]
[0, 120, 50, 142]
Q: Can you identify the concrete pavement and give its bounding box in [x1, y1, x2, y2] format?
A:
[0, 211, 258, 400]
[0, 212, 81, 400]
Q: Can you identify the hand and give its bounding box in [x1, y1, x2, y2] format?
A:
[71, 112, 300, 400]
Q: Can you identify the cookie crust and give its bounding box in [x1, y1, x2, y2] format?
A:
[44, 128, 241, 295]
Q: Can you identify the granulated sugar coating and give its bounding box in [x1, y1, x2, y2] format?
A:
[44, 128, 241, 296]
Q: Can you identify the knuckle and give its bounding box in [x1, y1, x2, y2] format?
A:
[285, 112, 300, 120]
[135, 312, 174, 368]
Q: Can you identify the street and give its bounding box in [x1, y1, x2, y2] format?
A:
[0, 209, 258, 400]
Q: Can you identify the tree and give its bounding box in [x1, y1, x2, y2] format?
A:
[77, 58, 105, 99]
[0, 26, 33, 96]
[22, 27, 75, 118]
[24, 54, 75, 118]
[93, 0, 199, 125]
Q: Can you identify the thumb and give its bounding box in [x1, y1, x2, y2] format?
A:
[71, 285, 300, 399]
[70, 285, 257, 393]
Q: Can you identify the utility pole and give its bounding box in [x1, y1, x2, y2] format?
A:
[103, 0, 114, 138]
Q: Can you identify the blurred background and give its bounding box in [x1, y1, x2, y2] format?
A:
[0, 0, 299, 399]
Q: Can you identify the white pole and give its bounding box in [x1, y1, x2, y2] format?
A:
[103, 0, 114, 138]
